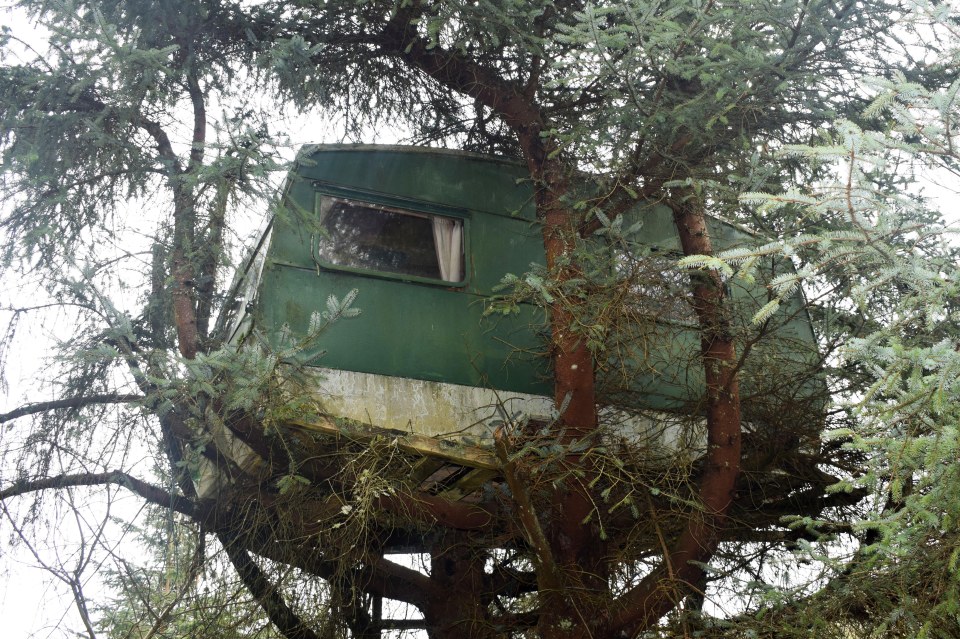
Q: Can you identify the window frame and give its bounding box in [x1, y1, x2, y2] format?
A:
[309, 184, 471, 288]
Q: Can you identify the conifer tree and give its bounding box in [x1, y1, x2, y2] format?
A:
[1, 0, 959, 637]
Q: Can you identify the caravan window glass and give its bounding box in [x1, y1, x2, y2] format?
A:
[616, 249, 697, 326]
[315, 196, 465, 283]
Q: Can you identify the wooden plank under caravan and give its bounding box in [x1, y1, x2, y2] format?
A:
[210, 144, 823, 501]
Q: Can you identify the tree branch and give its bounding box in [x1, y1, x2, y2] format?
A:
[611, 195, 743, 636]
[0, 470, 197, 518]
[365, 555, 439, 610]
[214, 513, 437, 609]
[185, 66, 206, 175]
[220, 535, 322, 639]
[0, 393, 143, 424]
[377, 489, 498, 532]
[195, 172, 230, 343]
[141, 530, 206, 639]
[376, 11, 542, 136]
[494, 427, 563, 593]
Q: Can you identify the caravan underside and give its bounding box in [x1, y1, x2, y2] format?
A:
[195, 366, 710, 499]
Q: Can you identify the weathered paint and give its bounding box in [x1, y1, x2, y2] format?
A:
[309, 366, 554, 442]
[308, 367, 706, 461]
[249, 145, 554, 399]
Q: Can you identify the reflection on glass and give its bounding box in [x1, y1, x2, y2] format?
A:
[315, 197, 465, 283]
[617, 250, 697, 325]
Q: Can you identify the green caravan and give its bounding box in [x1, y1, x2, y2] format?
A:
[220, 145, 821, 453]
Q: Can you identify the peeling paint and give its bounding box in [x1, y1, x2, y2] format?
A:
[308, 367, 554, 445]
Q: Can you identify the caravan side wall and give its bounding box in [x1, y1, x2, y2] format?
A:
[256, 146, 553, 400]
[236, 145, 821, 439]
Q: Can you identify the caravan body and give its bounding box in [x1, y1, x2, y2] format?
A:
[223, 145, 819, 449]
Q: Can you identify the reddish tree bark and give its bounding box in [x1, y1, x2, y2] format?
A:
[383, 19, 609, 639]
[610, 196, 743, 637]
[515, 128, 607, 639]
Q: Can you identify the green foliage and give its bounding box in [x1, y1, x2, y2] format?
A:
[96, 507, 286, 639]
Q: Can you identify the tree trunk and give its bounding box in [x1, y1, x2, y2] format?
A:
[610, 194, 743, 636]
[516, 139, 610, 639]
[423, 536, 495, 639]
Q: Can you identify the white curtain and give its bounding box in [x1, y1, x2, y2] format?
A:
[432, 217, 463, 282]
[317, 194, 334, 222]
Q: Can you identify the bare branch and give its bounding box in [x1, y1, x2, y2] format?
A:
[0, 471, 196, 518]
[494, 427, 563, 593]
[0, 394, 143, 424]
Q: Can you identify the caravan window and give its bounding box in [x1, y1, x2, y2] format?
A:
[314, 196, 465, 283]
[616, 249, 697, 326]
